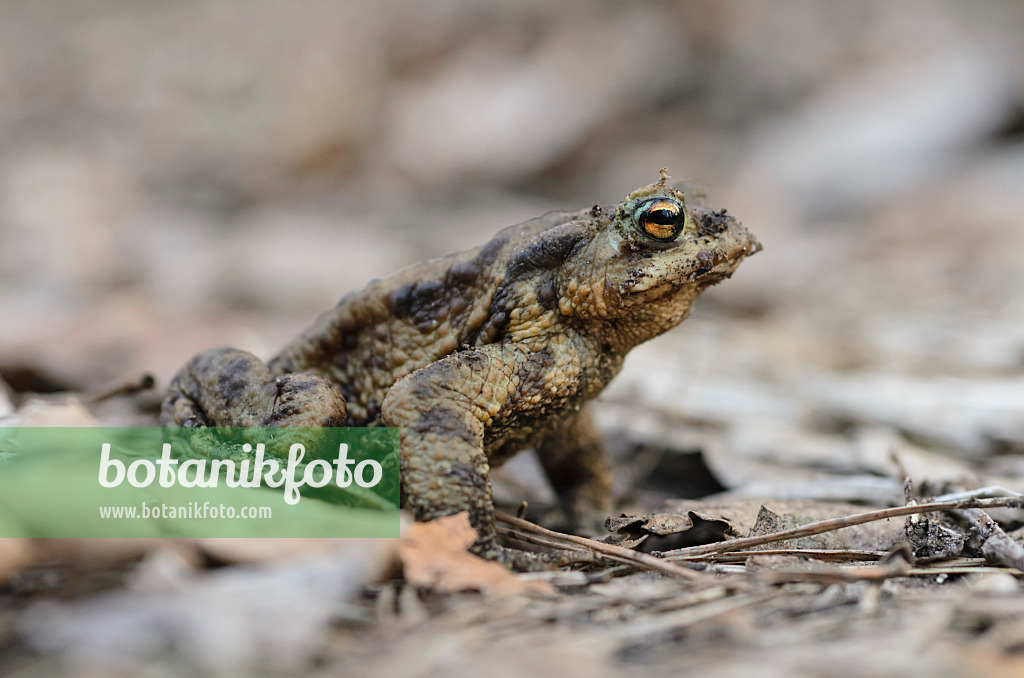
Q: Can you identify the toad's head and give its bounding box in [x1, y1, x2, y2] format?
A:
[555, 174, 761, 349]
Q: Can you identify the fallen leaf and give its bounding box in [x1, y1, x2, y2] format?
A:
[0, 537, 31, 584]
[398, 513, 554, 597]
[611, 499, 906, 552]
[607, 510, 737, 538]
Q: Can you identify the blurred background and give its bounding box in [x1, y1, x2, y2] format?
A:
[1, 0, 1023, 498]
[3, 2, 1024, 675]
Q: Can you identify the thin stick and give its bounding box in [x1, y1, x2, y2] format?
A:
[704, 548, 888, 563]
[86, 373, 156, 402]
[754, 557, 910, 585]
[495, 511, 712, 582]
[952, 507, 1024, 571]
[661, 497, 1024, 560]
[498, 526, 590, 553]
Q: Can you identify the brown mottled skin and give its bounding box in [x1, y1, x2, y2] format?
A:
[161, 174, 760, 569]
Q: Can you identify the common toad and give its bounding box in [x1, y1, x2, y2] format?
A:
[161, 173, 760, 568]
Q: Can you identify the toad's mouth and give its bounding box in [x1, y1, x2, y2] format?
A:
[686, 237, 762, 280]
[618, 232, 761, 299]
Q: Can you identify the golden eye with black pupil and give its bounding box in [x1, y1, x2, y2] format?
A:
[636, 198, 684, 241]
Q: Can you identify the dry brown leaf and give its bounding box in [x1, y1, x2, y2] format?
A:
[950, 645, 1024, 678]
[741, 501, 905, 551]
[0, 537, 32, 583]
[398, 513, 554, 597]
[607, 510, 737, 538]
[612, 499, 906, 553]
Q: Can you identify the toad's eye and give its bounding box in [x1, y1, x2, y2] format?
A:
[637, 199, 684, 240]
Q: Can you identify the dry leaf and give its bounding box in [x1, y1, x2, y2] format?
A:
[612, 499, 906, 552]
[0, 537, 31, 583]
[398, 513, 554, 597]
[607, 510, 737, 538]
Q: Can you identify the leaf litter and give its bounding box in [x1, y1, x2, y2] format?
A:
[0, 375, 1023, 678]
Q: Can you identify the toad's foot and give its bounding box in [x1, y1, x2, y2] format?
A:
[160, 347, 348, 427]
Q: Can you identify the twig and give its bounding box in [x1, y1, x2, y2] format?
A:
[952, 507, 1024, 572]
[753, 546, 911, 585]
[661, 497, 1024, 560]
[495, 511, 715, 583]
[913, 556, 988, 568]
[905, 566, 1014, 576]
[704, 548, 888, 563]
[754, 557, 911, 585]
[936, 487, 1023, 501]
[86, 373, 156, 402]
[498, 526, 590, 553]
[516, 564, 634, 587]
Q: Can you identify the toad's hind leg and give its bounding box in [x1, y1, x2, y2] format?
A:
[536, 405, 614, 535]
[160, 347, 348, 427]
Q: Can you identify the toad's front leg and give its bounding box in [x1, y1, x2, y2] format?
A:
[381, 344, 580, 570]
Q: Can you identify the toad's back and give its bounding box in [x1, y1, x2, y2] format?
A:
[267, 207, 589, 425]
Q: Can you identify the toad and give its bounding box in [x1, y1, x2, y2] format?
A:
[161, 172, 760, 569]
